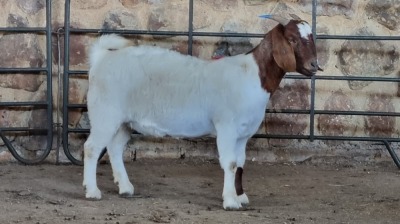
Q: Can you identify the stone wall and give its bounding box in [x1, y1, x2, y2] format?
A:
[0, 0, 399, 163]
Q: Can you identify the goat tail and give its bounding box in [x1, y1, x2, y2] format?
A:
[89, 34, 130, 67]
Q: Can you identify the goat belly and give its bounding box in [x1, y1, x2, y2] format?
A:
[128, 115, 216, 138]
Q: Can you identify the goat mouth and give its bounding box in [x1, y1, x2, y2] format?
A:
[300, 68, 317, 76]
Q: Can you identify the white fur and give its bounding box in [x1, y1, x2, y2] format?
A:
[237, 193, 249, 205]
[297, 22, 312, 39]
[89, 34, 130, 67]
[83, 34, 271, 210]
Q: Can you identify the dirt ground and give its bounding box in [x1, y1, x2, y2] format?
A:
[0, 157, 399, 224]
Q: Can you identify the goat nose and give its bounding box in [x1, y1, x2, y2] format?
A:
[311, 61, 318, 69]
[311, 60, 324, 71]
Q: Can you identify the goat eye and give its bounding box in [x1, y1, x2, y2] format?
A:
[289, 39, 297, 44]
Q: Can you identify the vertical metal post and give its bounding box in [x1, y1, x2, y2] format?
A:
[309, 0, 317, 142]
[63, 0, 72, 162]
[45, 0, 53, 159]
[62, 0, 84, 165]
[55, 27, 64, 164]
[187, 0, 194, 55]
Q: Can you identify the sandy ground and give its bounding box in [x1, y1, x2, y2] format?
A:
[0, 157, 399, 224]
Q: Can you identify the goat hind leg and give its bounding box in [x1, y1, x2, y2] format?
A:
[83, 121, 120, 199]
[83, 135, 108, 199]
[107, 125, 134, 197]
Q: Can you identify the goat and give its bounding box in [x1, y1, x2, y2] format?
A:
[83, 14, 322, 210]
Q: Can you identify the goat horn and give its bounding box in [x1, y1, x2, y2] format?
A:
[259, 14, 290, 26]
[289, 14, 302, 21]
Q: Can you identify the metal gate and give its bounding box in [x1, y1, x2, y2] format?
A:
[2, 0, 398, 167]
[62, 0, 400, 167]
[0, 0, 53, 164]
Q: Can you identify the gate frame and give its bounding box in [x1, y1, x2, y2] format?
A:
[0, 0, 53, 164]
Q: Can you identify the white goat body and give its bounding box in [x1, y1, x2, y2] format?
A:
[88, 35, 269, 139]
[84, 34, 269, 209]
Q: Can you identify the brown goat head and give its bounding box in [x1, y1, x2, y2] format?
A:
[267, 15, 322, 76]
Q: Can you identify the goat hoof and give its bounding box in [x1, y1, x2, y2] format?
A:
[119, 192, 135, 198]
[118, 183, 134, 197]
[85, 188, 102, 200]
[223, 197, 242, 210]
[237, 193, 249, 206]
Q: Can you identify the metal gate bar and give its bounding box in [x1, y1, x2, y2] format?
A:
[62, 0, 400, 168]
[0, 0, 53, 164]
[310, 0, 400, 168]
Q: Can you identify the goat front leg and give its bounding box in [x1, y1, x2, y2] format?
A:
[235, 167, 249, 205]
[216, 128, 242, 210]
[235, 138, 250, 206]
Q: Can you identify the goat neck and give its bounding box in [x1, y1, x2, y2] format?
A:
[249, 25, 286, 95]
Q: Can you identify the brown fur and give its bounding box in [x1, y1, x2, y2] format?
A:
[272, 25, 297, 72]
[235, 167, 244, 196]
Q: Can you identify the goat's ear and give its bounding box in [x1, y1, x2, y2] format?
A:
[271, 27, 296, 72]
